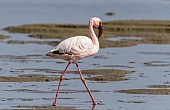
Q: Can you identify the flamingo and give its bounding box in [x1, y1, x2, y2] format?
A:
[46, 17, 103, 106]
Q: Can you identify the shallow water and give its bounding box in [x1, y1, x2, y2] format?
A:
[1, 0, 170, 110]
[1, 0, 170, 28]
[1, 34, 170, 110]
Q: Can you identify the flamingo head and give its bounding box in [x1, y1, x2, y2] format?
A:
[90, 17, 103, 38]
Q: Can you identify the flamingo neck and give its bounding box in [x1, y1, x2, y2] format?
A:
[88, 21, 99, 48]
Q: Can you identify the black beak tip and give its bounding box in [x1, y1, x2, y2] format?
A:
[46, 52, 51, 56]
[98, 26, 103, 38]
[97, 21, 103, 38]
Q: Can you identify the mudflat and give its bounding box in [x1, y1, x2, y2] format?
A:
[2, 20, 170, 109]
[4, 20, 170, 48]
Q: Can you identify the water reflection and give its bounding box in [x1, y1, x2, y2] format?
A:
[92, 105, 96, 110]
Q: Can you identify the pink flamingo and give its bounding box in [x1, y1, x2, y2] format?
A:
[46, 17, 103, 106]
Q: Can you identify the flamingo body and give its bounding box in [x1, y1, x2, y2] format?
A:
[46, 17, 103, 106]
[50, 35, 99, 63]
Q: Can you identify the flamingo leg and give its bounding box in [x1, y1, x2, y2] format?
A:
[75, 63, 97, 105]
[53, 62, 71, 106]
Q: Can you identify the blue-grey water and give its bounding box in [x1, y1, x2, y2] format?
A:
[1, 0, 170, 28]
[1, 0, 170, 110]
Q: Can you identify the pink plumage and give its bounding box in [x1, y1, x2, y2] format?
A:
[46, 17, 103, 106]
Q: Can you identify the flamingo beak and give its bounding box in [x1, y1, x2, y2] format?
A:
[98, 22, 103, 38]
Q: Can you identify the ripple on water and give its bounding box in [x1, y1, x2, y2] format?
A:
[144, 61, 170, 66]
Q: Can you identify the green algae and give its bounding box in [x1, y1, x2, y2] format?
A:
[13, 105, 77, 110]
[4, 20, 170, 48]
[0, 69, 131, 82]
[118, 89, 170, 95]
[80, 69, 131, 81]
[0, 34, 9, 40]
[0, 74, 58, 82]
[118, 84, 170, 95]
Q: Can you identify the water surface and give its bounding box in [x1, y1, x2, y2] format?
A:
[1, 0, 170, 110]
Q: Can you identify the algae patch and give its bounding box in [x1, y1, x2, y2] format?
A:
[81, 69, 131, 81]
[118, 89, 170, 95]
[119, 84, 170, 95]
[0, 74, 58, 82]
[4, 20, 170, 48]
[0, 34, 9, 40]
[0, 69, 131, 82]
[13, 106, 77, 110]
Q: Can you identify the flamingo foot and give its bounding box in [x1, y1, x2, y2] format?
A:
[52, 103, 57, 106]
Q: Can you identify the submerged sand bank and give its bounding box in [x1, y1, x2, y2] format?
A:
[0, 34, 9, 40]
[4, 20, 170, 47]
[0, 69, 131, 82]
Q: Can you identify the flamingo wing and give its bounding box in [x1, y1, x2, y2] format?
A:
[51, 36, 95, 57]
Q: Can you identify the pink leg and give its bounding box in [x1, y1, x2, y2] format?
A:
[92, 104, 96, 110]
[75, 63, 97, 105]
[53, 62, 71, 106]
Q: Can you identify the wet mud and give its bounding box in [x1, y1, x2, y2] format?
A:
[118, 88, 170, 95]
[0, 34, 9, 40]
[0, 69, 131, 82]
[81, 69, 132, 81]
[6, 40, 59, 46]
[4, 20, 170, 48]
[118, 84, 170, 95]
[13, 105, 77, 110]
[2, 20, 170, 109]
[117, 100, 145, 104]
[0, 74, 58, 82]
